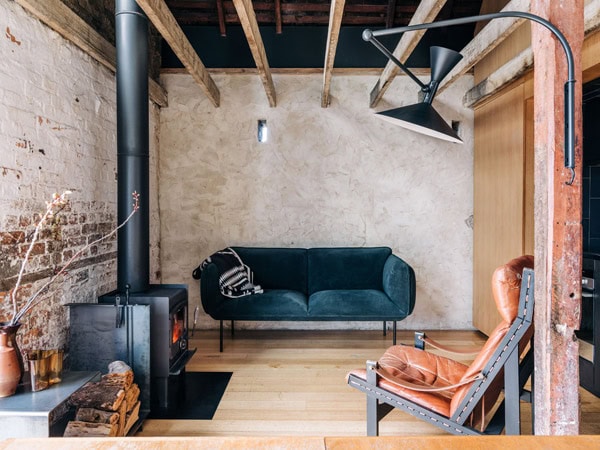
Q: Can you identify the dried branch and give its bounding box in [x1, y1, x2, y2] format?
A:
[7, 191, 140, 326]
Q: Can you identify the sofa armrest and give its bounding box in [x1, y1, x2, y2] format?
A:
[199, 262, 226, 317]
[382, 254, 416, 316]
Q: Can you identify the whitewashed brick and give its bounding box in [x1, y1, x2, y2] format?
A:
[0, 1, 161, 351]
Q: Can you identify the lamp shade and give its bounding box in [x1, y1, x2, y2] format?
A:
[430, 46, 463, 84]
[375, 102, 462, 144]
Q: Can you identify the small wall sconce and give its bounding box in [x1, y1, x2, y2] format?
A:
[258, 119, 268, 143]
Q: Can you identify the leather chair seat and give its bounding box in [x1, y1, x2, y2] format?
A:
[347, 344, 470, 417]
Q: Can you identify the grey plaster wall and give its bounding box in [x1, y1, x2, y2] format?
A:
[159, 73, 474, 331]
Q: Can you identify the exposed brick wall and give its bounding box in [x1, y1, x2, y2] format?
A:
[0, 1, 161, 352]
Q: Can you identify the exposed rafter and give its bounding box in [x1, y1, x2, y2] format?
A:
[437, 0, 531, 95]
[386, 0, 397, 29]
[166, 1, 484, 27]
[14, 0, 168, 107]
[369, 0, 448, 108]
[232, 0, 277, 107]
[216, 0, 227, 36]
[464, 0, 600, 107]
[136, 0, 220, 107]
[321, 0, 346, 107]
[463, 48, 532, 107]
[275, 0, 283, 34]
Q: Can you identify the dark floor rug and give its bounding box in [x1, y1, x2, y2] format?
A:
[149, 371, 232, 420]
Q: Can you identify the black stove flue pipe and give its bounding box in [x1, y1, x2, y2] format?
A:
[115, 0, 150, 293]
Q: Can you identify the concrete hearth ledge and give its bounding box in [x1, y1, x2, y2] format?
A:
[1, 436, 600, 449]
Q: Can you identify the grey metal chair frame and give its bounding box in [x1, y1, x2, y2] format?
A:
[347, 268, 535, 436]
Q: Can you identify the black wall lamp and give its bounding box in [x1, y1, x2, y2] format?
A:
[363, 11, 576, 184]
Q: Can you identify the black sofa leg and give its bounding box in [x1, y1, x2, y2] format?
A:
[383, 321, 386, 336]
[393, 321, 397, 345]
[220, 320, 224, 352]
[231, 320, 235, 337]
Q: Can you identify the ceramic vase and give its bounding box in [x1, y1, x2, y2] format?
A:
[0, 322, 23, 397]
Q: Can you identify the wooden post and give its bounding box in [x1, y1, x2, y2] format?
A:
[532, 0, 583, 435]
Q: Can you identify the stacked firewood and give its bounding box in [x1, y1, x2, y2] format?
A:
[64, 361, 141, 437]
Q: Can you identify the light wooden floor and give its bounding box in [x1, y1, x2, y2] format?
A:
[136, 329, 600, 437]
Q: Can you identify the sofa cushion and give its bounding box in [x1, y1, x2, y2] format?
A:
[227, 290, 308, 319]
[308, 289, 404, 320]
[232, 247, 308, 294]
[307, 247, 391, 295]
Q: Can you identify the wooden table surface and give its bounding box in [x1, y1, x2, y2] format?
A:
[1, 435, 600, 449]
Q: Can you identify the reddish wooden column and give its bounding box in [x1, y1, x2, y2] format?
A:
[532, 0, 583, 435]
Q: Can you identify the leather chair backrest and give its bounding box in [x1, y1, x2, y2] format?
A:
[449, 254, 534, 419]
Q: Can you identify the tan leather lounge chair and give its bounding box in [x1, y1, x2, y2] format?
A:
[347, 255, 535, 435]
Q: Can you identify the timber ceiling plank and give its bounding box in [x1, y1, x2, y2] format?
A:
[14, 0, 168, 107]
[217, 0, 227, 36]
[136, 0, 220, 107]
[165, 1, 485, 28]
[369, 0, 448, 108]
[275, 0, 283, 34]
[321, 0, 346, 108]
[437, 0, 531, 95]
[232, 0, 277, 107]
[386, 0, 397, 29]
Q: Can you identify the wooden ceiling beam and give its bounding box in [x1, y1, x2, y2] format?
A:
[216, 0, 227, 36]
[463, 48, 533, 107]
[136, 0, 220, 107]
[167, 1, 426, 14]
[386, 0, 397, 29]
[15, 0, 168, 107]
[369, 0, 448, 108]
[172, 13, 413, 27]
[321, 0, 346, 107]
[437, 0, 531, 95]
[232, 0, 277, 107]
[275, 0, 283, 34]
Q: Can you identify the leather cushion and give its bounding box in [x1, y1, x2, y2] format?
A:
[450, 254, 534, 418]
[347, 367, 453, 417]
[492, 254, 534, 324]
[348, 345, 470, 417]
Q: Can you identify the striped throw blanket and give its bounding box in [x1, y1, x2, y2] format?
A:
[193, 248, 263, 298]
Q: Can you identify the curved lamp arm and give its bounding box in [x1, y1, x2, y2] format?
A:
[363, 11, 576, 185]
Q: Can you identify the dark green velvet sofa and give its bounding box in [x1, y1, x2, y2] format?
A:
[199, 246, 416, 351]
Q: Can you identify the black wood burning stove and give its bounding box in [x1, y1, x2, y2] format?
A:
[97, 285, 195, 410]
[69, 1, 196, 419]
